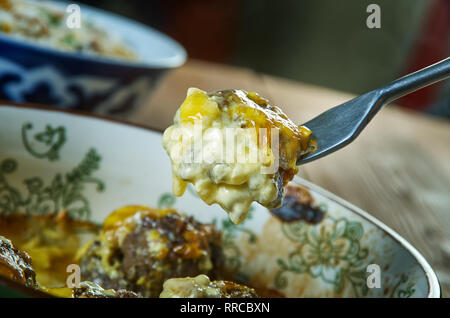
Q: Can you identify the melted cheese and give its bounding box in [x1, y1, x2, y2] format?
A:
[0, 0, 137, 60]
[162, 88, 312, 224]
[159, 274, 222, 298]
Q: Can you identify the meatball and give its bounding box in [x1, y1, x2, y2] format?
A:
[160, 274, 257, 298]
[73, 281, 140, 298]
[0, 235, 37, 288]
[79, 206, 224, 297]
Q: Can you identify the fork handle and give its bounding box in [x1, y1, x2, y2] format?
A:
[380, 57, 450, 105]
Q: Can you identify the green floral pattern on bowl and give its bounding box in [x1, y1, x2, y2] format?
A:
[0, 123, 104, 219]
[276, 217, 370, 296]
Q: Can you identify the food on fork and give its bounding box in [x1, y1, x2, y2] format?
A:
[163, 88, 312, 224]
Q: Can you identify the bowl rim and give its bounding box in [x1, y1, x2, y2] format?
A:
[0, 0, 187, 69]
[0, 101, 441, 298]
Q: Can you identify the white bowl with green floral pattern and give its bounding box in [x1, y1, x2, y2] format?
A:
[0, 103, 440, 298]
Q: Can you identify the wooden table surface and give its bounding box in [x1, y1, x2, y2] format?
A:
[129, 59, 450, 297]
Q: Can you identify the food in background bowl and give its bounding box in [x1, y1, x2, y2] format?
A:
[0, 1, 186, 115]
[0, 0, 137, 60]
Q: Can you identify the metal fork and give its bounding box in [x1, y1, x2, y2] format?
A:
[297, 57, 450, 165]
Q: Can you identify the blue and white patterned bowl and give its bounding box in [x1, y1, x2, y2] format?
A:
[0, 103, 441, 298]
[0, 1, 186, 115]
